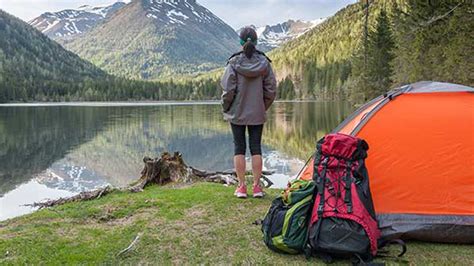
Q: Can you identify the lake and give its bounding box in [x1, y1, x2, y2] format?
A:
[0, 101, 353, 220]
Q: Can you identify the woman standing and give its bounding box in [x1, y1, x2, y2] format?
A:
[220, 27, 277, 198]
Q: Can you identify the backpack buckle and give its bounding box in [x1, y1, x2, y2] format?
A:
[317, 205, 324, 214]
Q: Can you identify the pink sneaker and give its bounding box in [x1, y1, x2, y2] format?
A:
[234, 185, 247, 198]
[253, 185, 264, 198]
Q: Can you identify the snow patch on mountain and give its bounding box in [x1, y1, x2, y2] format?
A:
[144, 0, 229, 28]
[238, 18, 326, 52]
[29, 2, 126, 39]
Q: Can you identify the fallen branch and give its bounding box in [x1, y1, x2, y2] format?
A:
[26, 186, 114, 209]
[27, 152, 276, 209]
[116, 233, 142, 257]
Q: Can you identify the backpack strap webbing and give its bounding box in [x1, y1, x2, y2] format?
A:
[317, 157, 329, 218]
[344, 161, 353, 213]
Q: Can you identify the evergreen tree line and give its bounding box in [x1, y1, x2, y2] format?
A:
[0, 75, 222, 103]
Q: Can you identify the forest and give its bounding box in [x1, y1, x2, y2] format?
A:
[270, 0, 473, 101]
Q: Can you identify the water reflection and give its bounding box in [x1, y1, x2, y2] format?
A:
[0, 107, 113, 196]
[265, 102, 353, 159]
[0, 102, 352, 220]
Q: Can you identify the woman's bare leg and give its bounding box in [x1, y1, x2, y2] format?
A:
[234, 155, 246, 186]
[252, 155, 262, 186]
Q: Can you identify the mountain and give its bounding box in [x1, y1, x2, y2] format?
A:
[63, 0, 240, 80]
[237, 19, 325, 52]
[0, 9, 107, 102]
[28, 2, 126, 40]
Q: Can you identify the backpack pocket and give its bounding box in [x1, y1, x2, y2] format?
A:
[309, 217, 370, 257]
[262, 195, 313, 254]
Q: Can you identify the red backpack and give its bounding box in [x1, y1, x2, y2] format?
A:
[306, 133, 388, 262]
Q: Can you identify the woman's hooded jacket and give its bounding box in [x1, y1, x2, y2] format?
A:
[220, 52, 277, 125]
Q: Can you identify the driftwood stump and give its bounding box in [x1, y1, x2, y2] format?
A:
[28, 152, 275, 208]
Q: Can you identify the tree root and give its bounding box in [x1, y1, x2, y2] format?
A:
[27, 152, 275, 209]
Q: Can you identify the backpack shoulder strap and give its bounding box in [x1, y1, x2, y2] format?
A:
[226, 51, 243, 65]
[227, 50, 272, 64]
[378, 239, 407, 258]
[256, 50, 272, 63]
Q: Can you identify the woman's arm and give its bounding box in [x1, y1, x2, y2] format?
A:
[220, 65, 237, 112]
[263, 65, 277, 110]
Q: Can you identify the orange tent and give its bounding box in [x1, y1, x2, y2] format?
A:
[300, 81, 474, 243]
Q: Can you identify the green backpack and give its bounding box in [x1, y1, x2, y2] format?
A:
[261, 179, 316, 254]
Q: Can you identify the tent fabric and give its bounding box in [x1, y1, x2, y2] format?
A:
[298, 82, 474, 243]
[357, 92, 474, 216]
[378, 214, 474, 243]
[407, 81, 474, 93]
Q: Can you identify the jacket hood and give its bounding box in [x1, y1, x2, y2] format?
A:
[230, 54, 269, 78]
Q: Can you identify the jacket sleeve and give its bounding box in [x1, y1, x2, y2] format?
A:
[220, 64, 237, 112]
[263, 64, 277, 110]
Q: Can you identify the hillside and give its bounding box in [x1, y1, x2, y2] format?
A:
[64, 0, 240, 80]
[0, 9, 107, 102]
[29, 2, 126, 40]
[269, 1, 389, 99]
[269, 0, 474, 99]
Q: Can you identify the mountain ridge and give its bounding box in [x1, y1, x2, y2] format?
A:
[28, 2, 126, 40]
[63, 0, 240, 79]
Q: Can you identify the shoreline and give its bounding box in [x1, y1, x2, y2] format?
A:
[0, 99, 336, 107]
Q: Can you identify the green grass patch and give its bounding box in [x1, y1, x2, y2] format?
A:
[0, 183, 472, 265]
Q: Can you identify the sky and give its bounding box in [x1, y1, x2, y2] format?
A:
[0, 0, 356, 29]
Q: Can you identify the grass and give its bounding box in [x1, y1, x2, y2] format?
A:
[0, 182, 472, 265]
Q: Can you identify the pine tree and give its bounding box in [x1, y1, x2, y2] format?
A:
[349, 8, 395, 102]
[366, 9, 395, 97]
[392, 1, 473, 86]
